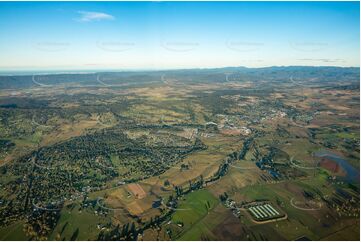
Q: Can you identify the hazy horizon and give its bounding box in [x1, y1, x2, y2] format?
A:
[0, 65, 360, 77]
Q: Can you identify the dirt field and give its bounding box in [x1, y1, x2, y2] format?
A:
[127, 183, 147, 199]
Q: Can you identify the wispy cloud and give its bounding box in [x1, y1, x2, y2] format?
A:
[76, 11, 115, 22]
[297, 58, 345, 63]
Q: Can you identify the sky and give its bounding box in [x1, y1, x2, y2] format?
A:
[0, 1, 359, 71]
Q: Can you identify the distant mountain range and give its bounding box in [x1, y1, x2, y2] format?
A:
[0, 66, 359, 89]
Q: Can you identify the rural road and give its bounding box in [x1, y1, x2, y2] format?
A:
[32, 75, 52, 87]
[289, 156, 318, 170]
[290, 197, 322, 211]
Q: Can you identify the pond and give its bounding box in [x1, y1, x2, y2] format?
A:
[314, 150, 359, 183]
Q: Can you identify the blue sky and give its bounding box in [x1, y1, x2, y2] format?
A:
[0, 1, 359, 71]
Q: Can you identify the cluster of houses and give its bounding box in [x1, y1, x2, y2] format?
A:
[223, 198, 242, 218]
